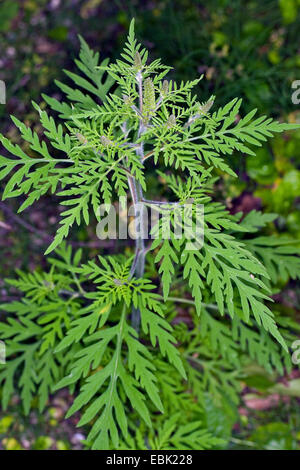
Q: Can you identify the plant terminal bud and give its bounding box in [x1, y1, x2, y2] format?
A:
[76, 133, 88, 145]
[198, 99, 214, 116]
[100, 135, 113, 147]
[167, 114, 176, 128]
[123, 95, 131, 105]
[161, 80, 169, 96]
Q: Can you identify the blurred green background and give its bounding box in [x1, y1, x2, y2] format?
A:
[0, 0, 299, 450]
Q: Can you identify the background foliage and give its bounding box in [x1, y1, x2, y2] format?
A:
[0, 0, 299, 450]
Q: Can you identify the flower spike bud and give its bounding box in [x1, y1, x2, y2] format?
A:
[134, 51, 142, 70]
[143, 77, 156, 123]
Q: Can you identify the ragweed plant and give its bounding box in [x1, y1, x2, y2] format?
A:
[0, 20, 300, 450]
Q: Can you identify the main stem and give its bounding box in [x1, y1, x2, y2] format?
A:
[130, 71, 146, 331]
[130, 182, 145, 331]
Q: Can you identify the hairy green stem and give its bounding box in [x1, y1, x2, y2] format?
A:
[164, 296, 220, 311]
